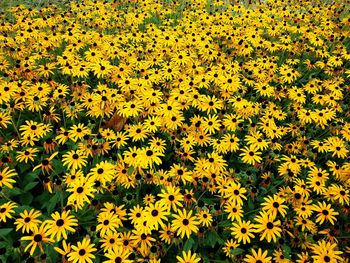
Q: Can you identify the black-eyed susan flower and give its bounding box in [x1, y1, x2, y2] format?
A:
[68, 237, 97, 263]
[16, 147, 39, 163]
[311, 240, 342, 263]
[0, 167, 16, 189]
[19, 120, 45, 139]
[103, 246, 132, 263]
[254, 212, 282, 243]
[171, 209, 199, 239]
[0, 201, 18, 222]
[66, 176, 96, 210]
[88, 160, 115, 186]
[100, 232, 121, 252]
[21, 223, 54, 256]
[68, 124, 91, 143]
[14, 209, 42, 234]
[144, 202, 170, 230]
[45, 210, 78, 241]
[222, 238, 239, 258]
[313, 201, 339, 225]
[220, 179, 247, 206]
[240, 146, 263, 165]
[62, 150, 88, 170]
[130, 231, 156, 255]
[176, 250, 201, 263]
[32, 151, 59, 174]
[197, 210, 213, 227]
[244, 248, 272, 263]
[230, 220, 255, 244]
[261, 195, 288, 218]
[0, 112, 11, 128]
[224, 202, 243, 222]
[54, 240, 72, 262]
[96, 211, 122, 238]
[158, 185, 184, 212]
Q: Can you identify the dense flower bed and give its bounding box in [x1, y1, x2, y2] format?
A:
[0, 0, 350, 262]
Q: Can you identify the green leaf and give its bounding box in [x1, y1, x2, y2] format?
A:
[46, 192, 61, 212]
[8, 187, 23, 196]
[183, 238, 195, 251]
[205, 231, 217, 247]
[19, 192, 33, 205]
[231, 248, 244, 256]
[248, 198, 255, 210]
[128, 166, 134, 175]
[282, 244, 291, 259]
[14, 205, 32, 214]
[218, 220, 232, 228]
[23, 181, 38, 192]
[0, 228, 13, 236]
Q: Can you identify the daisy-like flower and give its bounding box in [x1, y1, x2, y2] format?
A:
[96, 211, 122, 238]
[239, 145, 263, 165]
[261, 194, 288, 218]
[14, 209, 42, 234]
[222, 239, 239, 258]
[224, 202, 243, 222]
[244, 248, 272, 263]
[313, 201, 339, 225]
[176, 250, 201, 263]
[62, 150, 88, 170]
[172, 209, 199, 239]
[230, 220, 255, 244]
[0, 201, 18, 222]
[16, 147, 39, 163]
[0, 167, 17, 189]
[311, 240, 343, 263]
[197, 210, 213, 227]
[254, 212, 282, 243]
[90, 60, 113, 78]
[45, 210, 78, 241]
[0, 111, 11, 128]
[21, 223, 54, 256]
[68, 123, 91, 142]
[19, 120, 45, 139]
[68, 238, 97, 263]
[54, 240, 72, 261]
[66, 175, 96, 210]
[144, 202, 170, 230]
[103, 246, 132, 263]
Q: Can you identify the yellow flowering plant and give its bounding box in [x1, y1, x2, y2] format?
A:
[0, 0, 349, 262]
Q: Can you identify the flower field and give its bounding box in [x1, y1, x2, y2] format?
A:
[0, 0, 350, 262]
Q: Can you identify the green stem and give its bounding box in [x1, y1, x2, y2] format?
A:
[39, 110, 43, 122]
[16, 111, 21, 127]
[197, 190, 207, 201]
[62, 109, 66, 129]
[11, 118, 20, 138]
[165, 243, 173, 254]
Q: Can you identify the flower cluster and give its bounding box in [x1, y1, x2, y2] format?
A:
[0, 0, 350, 262]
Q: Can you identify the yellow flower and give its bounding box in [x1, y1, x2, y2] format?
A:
[176, 250, 201, 263]
[254, 212, 282, 243]
[68, 238, 97, 263]
[230, 220, 255, 244]
[45, 210, 78, 241]
[313, 201, 339, 225]
[240, 145, 263, 165]
[14, 209, 42, 234]
[62, 150, 88, 170]
[244, 248, 272, 263]
[0, 167, 17, 189]
[172, 209, 199, 239]
[21, 223, 54, 256]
